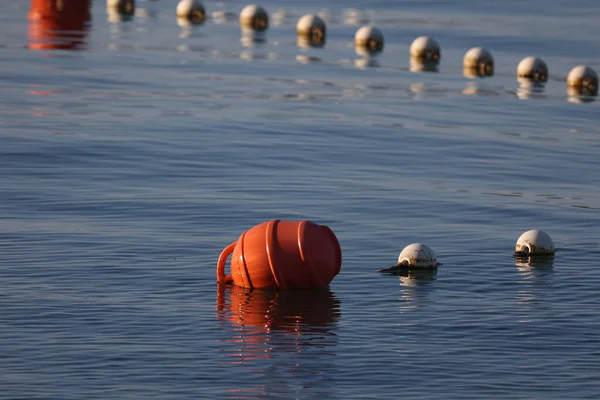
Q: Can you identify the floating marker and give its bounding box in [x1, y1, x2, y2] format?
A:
[410, 36, 440, 63]
[296, 14, 326, 47]
[380, 243, 438, 272]
[217, 220, 342, 289]
[354, 25, 384, 54]
[240, 4, 269, 31]
[463, 47, 494, 77]
[566, 65, 598, 96]
[107, 0, 135, 17]
[176, 0, 205, 24]
[517, 56, 548, 82]
[514, 230, 555, 256]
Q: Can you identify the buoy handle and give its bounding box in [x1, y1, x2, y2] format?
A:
[217, 241, 237, 284]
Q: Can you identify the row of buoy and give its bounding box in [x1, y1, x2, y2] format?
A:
[107, 1, 599, 97]
[217, 220, 557, 290]
[379, 229, 555, 272]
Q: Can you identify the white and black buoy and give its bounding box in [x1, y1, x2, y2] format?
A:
[380, 243, 439, 272]
[514, 230, 555, 257]
[177, 0, 205, 24]
[517, 56, 548, 82]
[463, 47, 494, 77]
[297, 14, 326, 47]
[107, 0, 135, 18]
[354, 25, 384, 54]
[410, 36, 440, 63]
[567, 65, 598, 96]
[240, 4, 269, 31]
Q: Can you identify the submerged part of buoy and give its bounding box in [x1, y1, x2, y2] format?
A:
[514, 230, 555, 256]
[380, 243, 438, 272]
[354, 25, 384, 54]
[410, 36, 440, 63]
[176, 0, 205, 24]
[107, 0, 135, 17]
[517, 56, 548, 82]
[463, 47, 494, 77]
[567, 65, 598, 96]
[297, 14, 326, 45]
[240, 4, 269, 31]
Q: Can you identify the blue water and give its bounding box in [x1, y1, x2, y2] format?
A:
[2, 0, 600, 398]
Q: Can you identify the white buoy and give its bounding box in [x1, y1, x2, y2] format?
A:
[567, 65, 598, 96]
[398, 243, 438, 268]
[410, 36, 440, 63]
[240, 4, 269, 31]
[517, 56, 548, 82]
[107, 0, 135, 16]
[296, 14, 326, 45]
[515, 230, 555, 256]
[354, 25, 384, 54]
[463, 47, 494, 77]
[177, 0, 205, 24]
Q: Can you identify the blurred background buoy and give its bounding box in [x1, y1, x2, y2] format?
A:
[567, 65, 598, 96]
[240, 4, 269, 31]
[217, 220, 342, 290]
[463, 47, 494, 78]
[410, 36, 440, 63]
[380, 243, 438, 272]
[176, 0, 205, 25]
[107, 0, 135, 19]
[354, 25, 384, 55]
[296, 14, 326, 47]
[514, 229, 555, 256]
[517, 56, 548, 82]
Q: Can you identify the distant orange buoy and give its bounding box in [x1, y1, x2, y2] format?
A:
[217, 219, 342, 289]
[28, 0, 91, 50]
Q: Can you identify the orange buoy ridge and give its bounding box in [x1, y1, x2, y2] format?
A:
[217, 219, 342, 289]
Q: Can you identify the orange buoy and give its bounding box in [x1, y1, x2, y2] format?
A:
[217, 219, 342, 289]
[28, 0, 91, 51]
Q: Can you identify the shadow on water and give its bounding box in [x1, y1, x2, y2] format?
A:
[216, 284, 341, 397]
[28, 0, 91, 51]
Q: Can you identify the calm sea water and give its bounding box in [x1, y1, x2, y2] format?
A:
[2, 0, 600, 398]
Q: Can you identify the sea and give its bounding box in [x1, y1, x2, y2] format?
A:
[2, 0, 600, 398]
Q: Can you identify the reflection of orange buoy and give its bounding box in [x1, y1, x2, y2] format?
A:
[217, 219, 342, 289]
[28, 0, 91, 51]
[216, 284, 340, 332]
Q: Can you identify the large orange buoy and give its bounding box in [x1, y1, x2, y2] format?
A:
[28, 0, 91, 51]
[217, 219, 342, 289]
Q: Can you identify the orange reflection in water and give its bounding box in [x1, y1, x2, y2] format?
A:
[28, 0, 91, 51]
[216, 284, 340, 359]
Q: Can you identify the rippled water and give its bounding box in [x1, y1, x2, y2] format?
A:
[2, 0, 600, 398]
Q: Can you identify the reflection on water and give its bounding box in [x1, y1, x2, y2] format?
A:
[381, 268, 438, 310]
[216, 285, 341, 397]
[515, 255, 555, 273]
[516, 77, 546, 100]
[216, 284, 341, 354]
[354, 47, 380, 69]
[462, 81, 500, 97]
[410, 57, 438, 73]
[28, 0, 91, 51]
[241, 29, 266, 48]
[515, 256, 554, 322]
